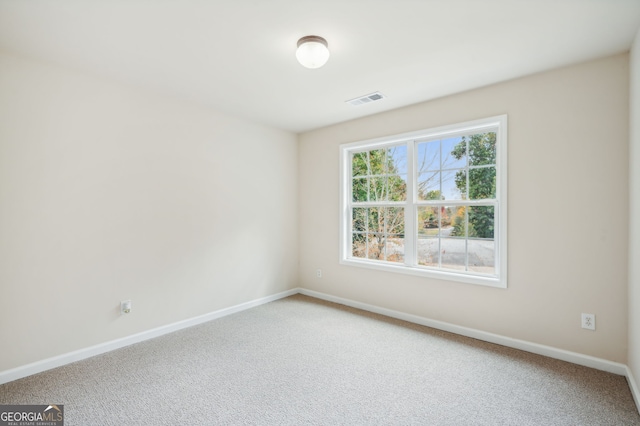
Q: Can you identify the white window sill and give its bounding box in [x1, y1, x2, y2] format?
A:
[340, 258, 506, 289]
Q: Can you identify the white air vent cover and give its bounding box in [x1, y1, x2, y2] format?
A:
[346, 91, 386, 106]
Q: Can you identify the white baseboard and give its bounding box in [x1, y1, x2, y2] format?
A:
[3, 284, 638, 414]
[626, 367, 640, 414]
[298, 288, 628, 376]
[0, 288, 298, 385]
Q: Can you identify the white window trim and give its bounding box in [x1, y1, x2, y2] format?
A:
[339, 115, 507, 288]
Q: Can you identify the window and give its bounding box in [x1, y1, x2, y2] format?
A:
[340, 115, 507, 288]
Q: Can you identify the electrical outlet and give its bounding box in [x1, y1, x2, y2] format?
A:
[316, 269, 322, 278]
[581, 313, 595, 330]
[121, 300, 132, 315]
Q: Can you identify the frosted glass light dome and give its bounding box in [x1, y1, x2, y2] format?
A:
[296, 36, 330, 69]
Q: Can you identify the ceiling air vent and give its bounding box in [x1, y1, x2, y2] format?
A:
[346, 91, 386, 106]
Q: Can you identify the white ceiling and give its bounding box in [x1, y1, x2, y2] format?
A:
[1, 1, 639, 133]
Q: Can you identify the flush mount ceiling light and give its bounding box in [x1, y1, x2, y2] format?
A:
[296, 35, 330, 69]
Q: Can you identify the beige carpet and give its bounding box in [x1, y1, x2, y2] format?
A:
[1, 294, 638, 425]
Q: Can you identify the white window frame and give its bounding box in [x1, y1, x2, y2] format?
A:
[339, 115, 507, 288]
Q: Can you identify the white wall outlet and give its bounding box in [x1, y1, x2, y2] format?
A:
[316, 269, 322, 278]
[581, 313, 595, 330]
[121, 300, 132, 315]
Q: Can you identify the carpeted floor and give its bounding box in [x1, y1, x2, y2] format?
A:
[1, 294, 639, 425]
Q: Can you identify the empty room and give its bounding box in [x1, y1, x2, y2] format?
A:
[2, 1, 640, 424]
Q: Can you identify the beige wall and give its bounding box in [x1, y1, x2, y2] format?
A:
[0, 52, 298, 372]
[299, 54, 630, 362]
[630, 30, 640, 380]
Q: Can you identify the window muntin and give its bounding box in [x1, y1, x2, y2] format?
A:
[351, 146, 407, 203]
[340, 116, 507, 288]
[350, 145, 407, 264]
[351, 207, 405, 263]
[415, 132, 497, 274]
